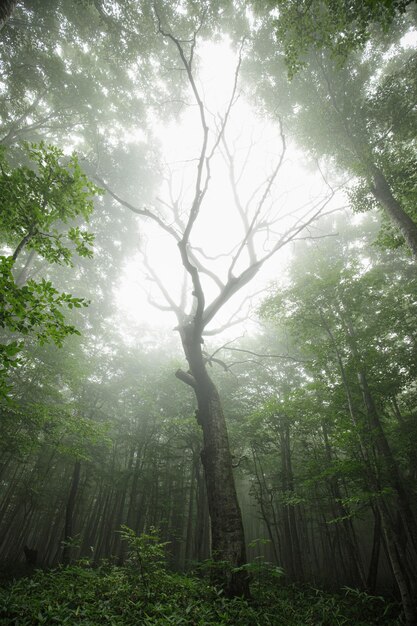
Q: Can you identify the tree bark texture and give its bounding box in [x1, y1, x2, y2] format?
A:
[178, 324, 249, 597]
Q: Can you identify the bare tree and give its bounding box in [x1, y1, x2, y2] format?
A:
[98, 11, 335, 597]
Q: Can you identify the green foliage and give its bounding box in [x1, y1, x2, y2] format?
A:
[0, 143, 100, 396]
[0, 143, 99, 265]
[119, 526, 169, 588]
[245, 7, 417, 253]
[234, 555, 284, 593]
[0, 563, 401, 625]
[0, 257, 89, 397]
[264, 0, 412, 76]
[0, 258, 87, 340]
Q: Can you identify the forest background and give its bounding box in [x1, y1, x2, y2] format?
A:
[0, 1, 417, 624]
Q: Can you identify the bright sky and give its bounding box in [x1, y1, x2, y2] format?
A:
[115, 39, 342, 340]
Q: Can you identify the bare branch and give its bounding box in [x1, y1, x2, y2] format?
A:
[220, 346, 312, 364]
[154, 7, 209, 329]
[206, 38, 245, 161]
[203, 260, 263, 327]
[226, 117, 287, 278]
[96, 175, 180, 240]
[142, 253, 183, 318]
[203, 314, 248, 336]
[191, 243, 240, 262]
[209, 336, 246, 359]
[203, 352, 231, 372]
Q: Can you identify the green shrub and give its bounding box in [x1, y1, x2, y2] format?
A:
[0, 558, 401, 625]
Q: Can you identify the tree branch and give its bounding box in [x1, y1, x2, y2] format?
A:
[175, 368, 197, 388]
[96, 175, 180, 240]
[219, 346, 312, 364]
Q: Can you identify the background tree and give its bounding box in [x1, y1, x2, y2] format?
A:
[0, 143, 100, 396]
[259, 213, 417, 622]
[245, 3, 417, 258]
[260, 0, 416, 75]
[0, 1, 416, 622]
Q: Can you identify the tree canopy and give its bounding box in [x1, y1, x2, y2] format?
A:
[0, 1, 416, 624]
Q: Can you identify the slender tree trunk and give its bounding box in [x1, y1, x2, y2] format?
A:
[339, 306, 417, 561]
[184, 450, 198, 566]
[252, 448, 281, 564]
[81, 487, 104, 556]
[95, 490, 112, 561]
[358, 369, 417, 559]
[62, 460, 81, 565]
[371, 166, 417, 259]
[177, 325, 249, 597]
[322, 421, 367, 588]
[280, 419, 304, 581]
[378, 497, 417, 626]
[126, 443, 147, 531]
[322, 309, 417, 622]
[367, 507, 381, 594]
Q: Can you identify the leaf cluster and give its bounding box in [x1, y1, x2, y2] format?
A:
[0, 143, 99, 265]
[0, 561, 401, 625]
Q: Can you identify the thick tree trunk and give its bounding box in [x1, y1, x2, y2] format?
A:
[199, 381, 249, 595]
[194, 460, 210, 561]
[371, 167, 417, 259]
[177, 325, 249, 597]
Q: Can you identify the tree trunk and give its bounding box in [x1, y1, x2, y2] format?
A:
[322, 421, 367, 588]
[322, 309, 417, 619]
[371, 166, 417, 259]
[194, 460, 210, 561]
[339, 305, 417, 562]
[184, 450, 198, 566]
[252, 447, 281, 564]
[358, 369, 417, 561]
[280, 419, 304, 581]
[377, 497, 417, 626]
[199, 381, 248, 595]
[62, 460, 81, 565]
[177, 324, 249, 597]
[367, 506, 381, 594]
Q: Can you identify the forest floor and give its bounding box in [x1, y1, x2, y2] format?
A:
[0, 561, 403, 625]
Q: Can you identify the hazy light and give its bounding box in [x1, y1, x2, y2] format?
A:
[116, 39, 340, 338]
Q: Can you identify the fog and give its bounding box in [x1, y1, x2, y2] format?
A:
[1, 2, 416, 625]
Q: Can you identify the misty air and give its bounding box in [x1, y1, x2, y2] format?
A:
[0, 1, 417, 625]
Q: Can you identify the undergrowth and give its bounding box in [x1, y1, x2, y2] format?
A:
[0, 529, 402, 625]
